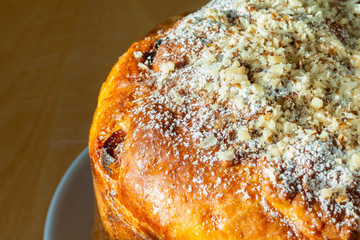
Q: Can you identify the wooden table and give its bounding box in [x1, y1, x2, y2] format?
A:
[0, 0, 208, 238]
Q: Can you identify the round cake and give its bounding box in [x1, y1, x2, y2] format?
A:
[89, 0, 360, 239]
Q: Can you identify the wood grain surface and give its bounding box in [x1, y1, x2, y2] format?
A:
[0, 0, 208, 239]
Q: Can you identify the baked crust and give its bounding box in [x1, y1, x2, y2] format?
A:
[90, 15, 184, 240]
[89, 17, 300, 240]
[90, 1, 360, 239]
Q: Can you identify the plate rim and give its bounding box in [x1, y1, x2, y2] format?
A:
[43, 147, 90, 240]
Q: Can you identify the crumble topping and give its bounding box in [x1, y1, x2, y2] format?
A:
[130, 0, 360, 233]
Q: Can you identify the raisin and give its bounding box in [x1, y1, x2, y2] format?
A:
[101, 129, 126, 179]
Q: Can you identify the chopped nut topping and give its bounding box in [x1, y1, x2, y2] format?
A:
[237, 127, 251, 141]
[310, 97, 323, 109]
[160, 61, 175, 74]
[350, 55, 360, 68]
[217, 147, 235, 161]
[268, 56, 286, 64]
[319, 131, 329, 141]
[199, 134, 218, 149]
[348, 153, 360, 171]
[133, 51, 143, 59]
[336, 194, 349, 203]
[319, 188, 332, 199]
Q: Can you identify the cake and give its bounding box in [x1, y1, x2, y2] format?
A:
[89, 0, 360, 239]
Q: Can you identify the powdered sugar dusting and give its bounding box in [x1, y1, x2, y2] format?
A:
[128, 0, 360, 235]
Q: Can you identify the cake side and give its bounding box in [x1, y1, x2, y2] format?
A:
[89, 14, 188, 240]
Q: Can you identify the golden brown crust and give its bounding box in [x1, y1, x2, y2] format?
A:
[89, 16, 301, 240]
[92, 201, 110, 240]
[90, 1, 360, 239]
[90, 14, 185, 240]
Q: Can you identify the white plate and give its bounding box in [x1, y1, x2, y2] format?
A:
[44, 147, 94, 240]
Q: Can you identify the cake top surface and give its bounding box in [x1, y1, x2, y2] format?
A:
[119, 0, 360, 236]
